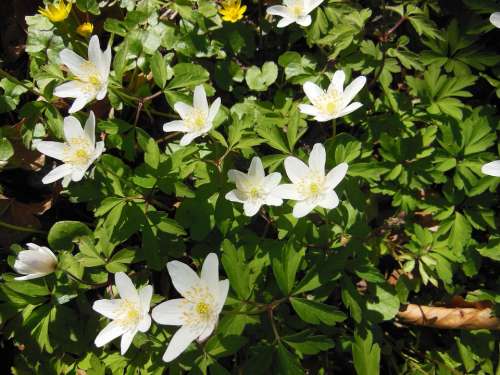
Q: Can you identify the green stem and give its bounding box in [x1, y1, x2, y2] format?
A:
[62, 269, 107, 287]
[0, 219, 46, 234]
[331, 118, 337, 140]
[0, 68, 40, 96]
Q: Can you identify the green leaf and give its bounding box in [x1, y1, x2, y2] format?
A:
[0, 137, 14, 161]
[282, 330, 335, 355]
[271, 241, 303, 296]
[290, 297, 347, 325]
[352, 329, 381, 375]
[276, 342, 304, 375]
[150, 51, 169, 89]
[166, 63, 209, 89]
[221, 240, 251, 299]
[48, 221, 92, 251]
[245, 62, 278, 91]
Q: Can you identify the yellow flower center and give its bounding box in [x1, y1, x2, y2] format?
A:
[89, 74, 101, 86]
[249, 187, 261, 199]
[313, 89, 342, 116]
[186, 110, 207, 131]
[196, 302, 210, 315]
[290, 4, 304, 17]
[64, 137, 93, 166]
[309, 183, 319, 194]
[298, 173, 325, 198]
[119, 300, 141, 326]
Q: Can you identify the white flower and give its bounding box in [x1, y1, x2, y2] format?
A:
[299, 70, 366, 122]
[266, 0, 323, 28]
[163, 85, 221, 146]
[13, 243, 58, 280]
[482, 160, 500, 177]
[54, 35, 111, 113]
[152, 253, 229, 362]
[93, 272, 153, 355]
[274, 143, 348, 218]
[490, 13, 500, 28]
[36, 111, 105, 184]
[225, 157, 283, 216]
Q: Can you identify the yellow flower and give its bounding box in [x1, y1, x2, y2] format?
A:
[219, 0, 246, 23]
[38, 0, 72, 23]
[77, 22, 94, 37]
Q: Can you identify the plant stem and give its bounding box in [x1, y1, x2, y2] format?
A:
[0, 220, 46, 234]
[331, 118, 337, 140]
[0, 68, 41, 96]
[62, 269, 107, 287]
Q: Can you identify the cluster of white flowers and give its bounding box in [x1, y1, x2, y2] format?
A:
[11, 247, 227, 363]
[226, 143, 348, 218]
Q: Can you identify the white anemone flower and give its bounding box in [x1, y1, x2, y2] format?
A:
[490, 13, 500, 28]
[274, 143, 348, 218]
[152, 253, 229, 363]
[482, 160, 500, 177]
[36, 111, 105, 184]
[299, 70, 366, 122]
[54, 35, 111, 113]
[13, 243, 58, 281]
[266, 0, 323, 28]
[93, 272, 153, 355]
[225, 157, 283, 216]
[163, 85, 221, 146]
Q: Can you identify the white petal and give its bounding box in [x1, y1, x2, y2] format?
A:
[163, 120, 188, 133]
[101, 45, 112, 80]
[299, 104, 321, 117]
[273, 183, 303, 200]
[325, 162, 348, 189]
[336, 102, 363, 118]
[266, 5, 289, 17]
[92, 299, 124, 320]
[42, 163, 73, 184]
[94, 321, 127, 348]
[64, 116, 85, 140]
[59, 49, 87, 77]
[68, 95, 93, 114]
[39, 246, 57, 263]
[152, 298, 188, 326]
[277, 17, 296, 28]
[120, 329, 137, 355]
[482, 160, 500, 177]
[303, 81, 324, 103]
[329, 70, 345, 94]
[209, 98, 221, 122]
[174, 102, 193, 119]
[304, 0, 324, 13]
[53, 81, 84, 98]
[265, 194, 283, 206]
[197, 321, 216, 343]
[193, 85, 208, 114]
[225, 190, 246, 203]
[295, 15, 312, 27]
[490, 12, 500, 28]
[93, 141, 105, 161]
[162, 325, 201, 362]
[14, 273, 46, 281]
[71, 168, 87, 182]
[308, 143, 325, 172]
[317, 190, 339, 209]
[284, 156, 310, 184]
[342, 76, 366, 106]
[115, 272, 139, 303]
[84, 111, 96, 145]
[248, 157, 265, 180]
[139, 285, 153, 314]
[180, 132, 199, 146]
[243, 201, 262, 216]
[36, 141, 66, 161]
[138, 314, 151, 333]
[293, 200, 317, 218]
[88, 36, 103, 75]
[96, 85, 108, 101]
[201, 253, 219, 292]
[314, 113, 334, 122]
[262, 172, 282, 191]
[216, 279, 230, 314]
[167, 260, 201, 297]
